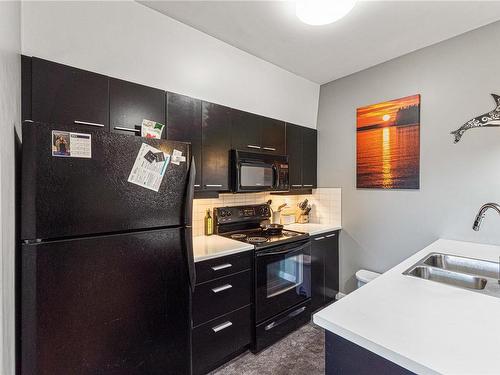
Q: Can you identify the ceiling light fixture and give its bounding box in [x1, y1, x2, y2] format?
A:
[295, 0, 357, 26]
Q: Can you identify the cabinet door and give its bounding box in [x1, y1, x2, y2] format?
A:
[261, 117, 285, 155]
[110, 78, 165, 137]
[231, 109, 262, 151]
[167, 92, 202, 189]
[302, 127, 318, 188]
[31, 57, 109, 131]
[324, 232, 339, 302]
[286, 124, 303, 189]
[311, 231, 339, 310]
[311, 236, 326, 312]
[202, 102, 232, 191]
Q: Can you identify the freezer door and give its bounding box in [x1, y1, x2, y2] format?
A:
[21, 122, 191, 240]
[21, 228, 191, 375]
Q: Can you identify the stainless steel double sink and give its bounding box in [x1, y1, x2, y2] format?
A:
[403, 253, 500, 297]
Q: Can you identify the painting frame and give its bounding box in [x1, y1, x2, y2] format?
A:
[356, 94, 421, 190]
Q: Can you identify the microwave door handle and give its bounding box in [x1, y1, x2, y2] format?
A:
[256, 243, 309, 257]
[272, 165, 278, 189]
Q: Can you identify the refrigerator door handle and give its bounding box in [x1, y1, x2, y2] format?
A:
[184, 157, 196, 291]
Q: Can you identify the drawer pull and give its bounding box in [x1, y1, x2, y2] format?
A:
[264, 306, 306, 331]
[326, 233, 336, 238]
[114, 126, 140, 133]
[314, 236, 325, 241]
[303, 184, 313, 187]
[212, 321, 233, 333]
[262, 147, 276, 151]
[211, 284, 233, 293]
[247, 145, 261, 149]
[194, 184, 201, 188]
[211, 263, 232, 271]
[291, 184, 303, 187]
[205, 184, 223, 188]
[74, 120, 104, 128]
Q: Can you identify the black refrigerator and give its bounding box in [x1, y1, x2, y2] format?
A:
[20, 121, 195, 375]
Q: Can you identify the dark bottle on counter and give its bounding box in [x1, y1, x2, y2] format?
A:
[204, 209, 213, 236]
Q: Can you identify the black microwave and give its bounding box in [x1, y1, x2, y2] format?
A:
[231, 150, 289, 192]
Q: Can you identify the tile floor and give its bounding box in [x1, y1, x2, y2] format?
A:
[211, 324, 325, 375]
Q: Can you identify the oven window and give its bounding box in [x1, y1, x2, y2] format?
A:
[266, 254, 304, 298]
[240, 165, 273, 188]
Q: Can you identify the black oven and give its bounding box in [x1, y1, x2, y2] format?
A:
[255, 239, 311, 324]
[232, 150, 289, 192]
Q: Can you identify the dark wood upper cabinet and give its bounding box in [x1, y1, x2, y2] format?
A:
[167, 92, 202, 189]
[110, 78, 165, 137]
[21, 55, 32, 122]
[202, 102, 232, 191]
[286, 124, 317, 189]
[286, 124, 303, 189]
[231, 109, 261, 151]
[231, 111, 286, 155]
[302, 127, 318, 188]
[261, 117, 285, 155]
[31, 57, 110, 131]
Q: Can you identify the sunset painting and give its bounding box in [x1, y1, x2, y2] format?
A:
[357, 94, 420, 189]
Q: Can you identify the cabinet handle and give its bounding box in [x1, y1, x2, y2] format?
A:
[212, 321, 233, 333]
[74, 120, 104, 128]
[262, 147, 276, 151]
[205, 184, 223, 188]
[114, 126, 140, 133]
[211, 284, 233, 293]
[314, 236, 325, 241]
[247, 145, 261, 149]
[303, 184, 313, 187]
[291, 184, 303, 188]
[326, 233, 336, 238]
[194, 184, 201, 188]
[211, 263, 232, 271]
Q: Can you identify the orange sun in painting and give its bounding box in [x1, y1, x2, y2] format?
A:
[357, 94, 420, 130]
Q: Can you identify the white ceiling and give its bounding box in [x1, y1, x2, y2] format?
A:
[139, 1, 500, 84]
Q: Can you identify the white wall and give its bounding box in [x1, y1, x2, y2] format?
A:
[317, 21, 500, 292]
[21, 0, 319, 128]
[0, 1, 21, 374]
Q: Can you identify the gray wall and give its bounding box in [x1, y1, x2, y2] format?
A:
[318, 21, 500, 293]
[0, 1, 21, 373]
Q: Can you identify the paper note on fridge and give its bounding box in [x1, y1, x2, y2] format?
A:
[171, 149, 186, 165]
[128, 143, 170, 192]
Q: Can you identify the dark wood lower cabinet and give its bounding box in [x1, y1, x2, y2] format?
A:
[311, 231, 339, 312]
[325, 332, 415, 375]
[192, 306, 252, 375]
[192, 270, 251, 326]
[192, 252, 253, 374]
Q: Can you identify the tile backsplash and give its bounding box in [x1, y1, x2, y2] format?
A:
[192, 188, 341, 236]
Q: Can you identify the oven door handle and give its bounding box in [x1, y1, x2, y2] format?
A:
[256, 242, 309, 257]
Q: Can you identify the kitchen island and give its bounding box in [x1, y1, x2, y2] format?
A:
[313, 239, 500, 375]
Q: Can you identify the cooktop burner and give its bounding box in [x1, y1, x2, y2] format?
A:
[247, 236, 268, 244]
[230, 233, 247, 240]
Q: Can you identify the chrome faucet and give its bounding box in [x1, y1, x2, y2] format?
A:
[472, 203, 500, 231]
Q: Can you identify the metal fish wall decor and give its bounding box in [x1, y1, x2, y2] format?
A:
[451, 94, 500, 143]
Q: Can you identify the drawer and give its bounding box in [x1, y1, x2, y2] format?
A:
[253, 300, 311, 353]
[192, 305, 252, 375]
[193, 270, 251, 326]
[195, 251, 252, 284]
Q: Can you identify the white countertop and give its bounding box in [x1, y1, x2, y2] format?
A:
[313, 239, 500, 375]
[285, 223, 342, 236]
[193, 235, 254, 262]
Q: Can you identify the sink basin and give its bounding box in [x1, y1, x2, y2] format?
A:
[407, 266, 487, 290]
[423, 253, 499, 279]
[403, 252, 500, 298]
